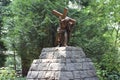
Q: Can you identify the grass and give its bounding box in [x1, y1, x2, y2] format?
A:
[15, 77, 26, 80]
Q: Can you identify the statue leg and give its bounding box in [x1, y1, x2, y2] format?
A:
[57, 33, 61, 47]
[56, 27, 61, 47]
[64, 31, 68, 46]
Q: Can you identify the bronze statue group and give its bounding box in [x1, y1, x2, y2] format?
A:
[52, 8, 76, 47]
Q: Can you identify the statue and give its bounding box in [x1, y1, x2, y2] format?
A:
[52, 8, 76, 47]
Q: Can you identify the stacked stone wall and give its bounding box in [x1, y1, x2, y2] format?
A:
[27, 47, 98, 80]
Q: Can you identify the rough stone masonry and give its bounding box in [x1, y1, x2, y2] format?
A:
[27, 46, 99, 80]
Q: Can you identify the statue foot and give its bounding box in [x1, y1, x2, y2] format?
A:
[63, 44, 68, 47]
[57, 45, 60, 47]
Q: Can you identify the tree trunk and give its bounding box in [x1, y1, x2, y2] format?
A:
[21, 58, 31, 77]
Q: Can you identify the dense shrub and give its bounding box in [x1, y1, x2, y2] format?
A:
[0, 67, 16, 80]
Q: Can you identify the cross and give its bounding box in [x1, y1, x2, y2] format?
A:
[52, 8, 76, 23]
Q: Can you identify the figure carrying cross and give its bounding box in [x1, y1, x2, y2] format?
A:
[52, 8, 76, 47]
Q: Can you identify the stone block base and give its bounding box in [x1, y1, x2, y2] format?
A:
[27, 46, 98, 80]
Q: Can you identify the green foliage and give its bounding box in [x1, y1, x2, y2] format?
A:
[5, 54, 21, 70]
[3, 0, 68, 54]
[15, 77, 26, 80]
[95, 52, 120, 80]
[0, 0, 10, 68]
[70, 7, 111, 57]
[0, 67, 16, 80]
[69, 0, 120, 79]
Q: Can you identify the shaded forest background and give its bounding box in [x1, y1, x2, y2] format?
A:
[0, 0, 120, 80]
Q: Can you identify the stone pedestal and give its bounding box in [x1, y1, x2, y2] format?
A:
[27, 46, 98, 80]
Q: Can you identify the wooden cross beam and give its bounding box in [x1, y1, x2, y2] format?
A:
[52, 8, 76, 23]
